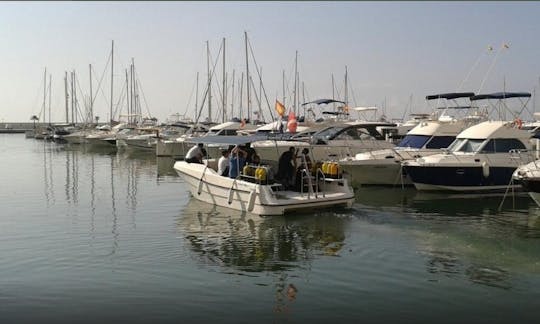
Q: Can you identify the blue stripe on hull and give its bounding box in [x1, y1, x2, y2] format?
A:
[403, 165, 516, 188]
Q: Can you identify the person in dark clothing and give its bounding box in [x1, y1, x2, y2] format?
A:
[243, 142, 257, 165]
[277, 146, 297, 189]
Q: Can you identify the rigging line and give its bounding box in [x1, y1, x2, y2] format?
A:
[477, 43, 509, 94]
[457, 45, 492, 92]
[112, 77, 127, 119]
[133, 68, 153, 118]
[247, 37, 274, 121]
[182, 73, 198, 119]
[92, 51, 112, 105]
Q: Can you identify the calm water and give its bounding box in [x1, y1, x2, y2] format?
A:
[1, 134, 540, 323]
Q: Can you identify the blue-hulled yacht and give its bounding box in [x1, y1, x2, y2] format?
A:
[402, 92, 535, 192]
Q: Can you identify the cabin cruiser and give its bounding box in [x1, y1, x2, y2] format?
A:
[339, 92, 486, 187]
[403, 120, 534, 192]
[174, 136, 354, 216]
[252, 121, 397, 163]
[403, 92, 535, 192]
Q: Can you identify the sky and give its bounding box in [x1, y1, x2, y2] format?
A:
[2, 1, 540, 123]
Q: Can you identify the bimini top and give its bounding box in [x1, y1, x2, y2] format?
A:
[301, 99, 346, 106]
[425, 92, 475, 100]
[470, 92, 531, 101]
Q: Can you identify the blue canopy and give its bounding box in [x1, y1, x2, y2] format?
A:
[425, 92, 475, 100]
[302, 99, 346, 106]
[470, 92, 531, 101]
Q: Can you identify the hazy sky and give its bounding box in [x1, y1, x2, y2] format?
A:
[2, 1, 540, 123]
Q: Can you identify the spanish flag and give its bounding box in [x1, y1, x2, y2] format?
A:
[275, 100, 286, 117]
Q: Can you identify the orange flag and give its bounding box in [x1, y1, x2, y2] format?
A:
[275, 100, 286, 117]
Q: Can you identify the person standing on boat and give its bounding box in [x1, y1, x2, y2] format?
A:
[243, 142, 257, 164]
[218, 149, 230, 176]
[186, 143, 205, 164]
[228, 145, 247, 178]
[277, 146, 298, 189]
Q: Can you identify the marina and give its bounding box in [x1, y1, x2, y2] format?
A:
[1, 133, 540, 323]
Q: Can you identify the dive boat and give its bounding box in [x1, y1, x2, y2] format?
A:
[174, 136, 355, 216]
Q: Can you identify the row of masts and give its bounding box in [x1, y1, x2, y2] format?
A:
[39, 41, 146, 127]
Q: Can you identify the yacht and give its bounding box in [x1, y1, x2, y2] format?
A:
[340, 92, 485, 187]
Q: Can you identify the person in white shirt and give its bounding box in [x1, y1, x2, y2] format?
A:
[217, 149, 230, 176]
[185, 143, 204, 163]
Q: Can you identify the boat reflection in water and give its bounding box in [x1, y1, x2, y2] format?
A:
[354, 187, 540, 290]
[177, 198, 350, 273]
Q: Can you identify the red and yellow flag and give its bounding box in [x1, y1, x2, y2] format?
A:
[275, 100, 286, 117]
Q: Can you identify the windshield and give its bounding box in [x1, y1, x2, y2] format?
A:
[313, 126, 346, 140]
[397, 135, 430, 148]
[451, 139, 485, 153]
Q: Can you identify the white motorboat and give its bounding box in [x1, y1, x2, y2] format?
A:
[340, 92, 486, 187]
[403, 118, 535, 192]
[174, 137, 355, 216]
[513, 160, 540, 206]
[252, 121, 397, 163]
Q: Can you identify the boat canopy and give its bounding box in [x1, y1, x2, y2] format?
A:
[471, 92, 531, 101]
[301, 99, 346, 106]
[425, 92, 475, 100]
[351, 106, 378, 112]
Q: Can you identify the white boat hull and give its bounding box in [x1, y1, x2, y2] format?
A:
[174, 161, 355, 216]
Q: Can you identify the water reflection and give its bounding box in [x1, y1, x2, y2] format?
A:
[354, 187, 540, 289]
[178, 198, 350, 273]
[157, 156, 178, 177]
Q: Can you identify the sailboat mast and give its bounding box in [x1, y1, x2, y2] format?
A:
[64, 72, 69, 124]
[332, 74, 336, 113]
[70, 71, 75, 124]
[244, 31, 250, 121]
[222, 37, 226, 123]
[207, 40, 212, 123]
[293, 51, 298, 115]
[125, 69, 129, 124]
[89, 64, 93, 124]
[110, 40, 114, 124]
[48, 74, 52, 126]
[282, 70, 285, 106]
[195, 72, 199, 122]
[43, 68, 47, 124]
[230, 69, 235, 118]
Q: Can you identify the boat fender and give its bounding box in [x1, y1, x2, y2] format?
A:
[247, 190, 256, 212]
[482, 161, 490, 178]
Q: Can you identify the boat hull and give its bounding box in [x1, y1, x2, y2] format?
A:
[404, 165, 519, 192]
[174, 161, 354, 216]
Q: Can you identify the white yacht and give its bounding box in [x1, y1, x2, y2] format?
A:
[403, 119, 534, 192]
[340, 92, 485, 187]
[252, 121, 397, 163]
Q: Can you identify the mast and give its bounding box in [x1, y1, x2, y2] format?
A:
[207, 40, 212, 123]
[282, 69, 285, 107]
[48, 74, 51, 126]
[43, 67, 47, 124]
[332, 74, 336, 113]
[222, 37, 226, 123]
[258, 66, 262, 121]
[244, 31, 250, 121]
[195, 72, 199, 122]
[64, 72, 69, 123]
[130, 58, 134, 124]
[110, 40, 114, 124]
[293, 51, 298, 114]
[70, 71, 75, 124]
[89, 64, 93, 124]
[239, 72, 244, 120]
[125, 69, 129, 124]
[344, 66, 348, 107]
[230, 69, 235, 118]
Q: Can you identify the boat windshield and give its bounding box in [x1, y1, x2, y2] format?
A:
[313, 126, 347, 140]
[397, 135, 430, 148]
[425, 136, 456, 149]
[450, 139, 485, 153]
